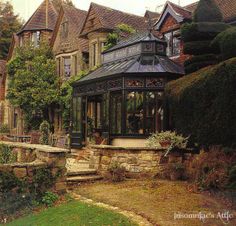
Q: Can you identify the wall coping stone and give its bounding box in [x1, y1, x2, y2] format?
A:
[1, 160, 47, 167]
[90, 145, 166, 151]
[0, 141, 69, 153]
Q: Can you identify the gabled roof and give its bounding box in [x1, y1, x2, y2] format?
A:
[144, 10, 160, 26]
[18, 0, 58, 34]
[50, 4, 88, 52]
[155, 1, 192, 30]
[80, 3, 147, 37]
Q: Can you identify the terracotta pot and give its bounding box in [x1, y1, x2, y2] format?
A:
[159, 140, 171, 148]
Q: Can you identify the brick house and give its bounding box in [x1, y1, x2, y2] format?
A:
[50, 4, 88, 133]
[5, 0, 58, 135]
[154, 0, 236, 65]
[79, 3, 148, 69]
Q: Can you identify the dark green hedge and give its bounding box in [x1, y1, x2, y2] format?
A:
[184, 54, 218, 67]
[193, 0, 223, 22]
[166, 58, 236, 147]
[185, 60, 218, 74]
[183, 41, 218, 55]
[181, 23, 230, 42]
[211, 27, 236, 60]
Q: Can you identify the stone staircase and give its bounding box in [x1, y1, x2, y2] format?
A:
[66, 148, 102, 186]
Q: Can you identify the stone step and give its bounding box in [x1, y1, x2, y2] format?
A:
[66, 169, 97, 176]
[66, 175, 103, 183]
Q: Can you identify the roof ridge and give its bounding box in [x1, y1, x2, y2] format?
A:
[167, 1, 192, 13]
[90, 2, 144, 18]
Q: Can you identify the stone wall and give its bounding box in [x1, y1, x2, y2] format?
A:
[90, 145, 197, 179]
[0, 141, 68, 193]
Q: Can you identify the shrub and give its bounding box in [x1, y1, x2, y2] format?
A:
[146, 131, 189, 149]
[181, 22, 230, 42]
[166, 57, 236, 147]
[211, 27, 236, 60]
[190, 147, 236, 190]
[185, 60, 218, 74]
[108, 162, 126, 182]
[184, 54, 218, 67]
[41, 191, 59, 207]
[0, 171, 21, 193]
[0, 124, 10, 134]
[0, 144, 17, 164]
[39, 121, 50, 145]
[183, 41, 218, 55]
[193, 0, 223, 22]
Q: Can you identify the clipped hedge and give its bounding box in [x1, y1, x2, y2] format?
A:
[184, 54, 218, 67]
[165, 58, 236, 147]
[181, 22, 230, 42]
[211, 27, 236, 60]
[183, 41, 218, 55]
[185, 60, 218, 74]
[193, 0, 223, 22]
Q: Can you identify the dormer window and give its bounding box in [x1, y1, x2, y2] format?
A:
[164, 30, 180, 57]
[32, 31, 40, 47]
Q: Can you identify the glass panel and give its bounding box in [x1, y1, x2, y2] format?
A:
[146, 92, 156, 134]
[126, 91, 144, 134]
[156, 92, 164, 133]
[110, 92, 122, 134]
[101, 93, 109, 131]
[76, 97, 81, 133]
[164, 32, 172, 57]
[64, 57, 71, 77]
[72, 97, 77, 132]
[173, 37, 180, 56]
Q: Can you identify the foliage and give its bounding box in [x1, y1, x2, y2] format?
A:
[190, 147, 236, 190]
[41, 191, 59, 207]
[104, 23, 136, 50]
[0, 171, 21, 193]
[181, 22, 230, 42]
[0, 144, 16, 164]
[193, 0, 223, 22]
[183, 40, 217, 55]
[165, 57, 236, 147]
[0, 1, 22, 59]
[181, 0, 228, 73]
[39, 121, 50, 145]
[211, 27, 236, 60]
[146, 131, 188, 149]
[0, 124, 10, 133]
[108, 161, 126, 182]
[7, 43, 59, 131]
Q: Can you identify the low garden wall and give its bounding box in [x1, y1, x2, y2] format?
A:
[0, 141, 69, 194]
[90, 145, 197, 179]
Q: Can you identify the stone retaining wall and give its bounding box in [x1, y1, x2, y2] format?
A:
[0, 141, 69, 193]
[90, 145, 197, 178]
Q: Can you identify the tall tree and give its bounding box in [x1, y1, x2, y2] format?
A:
[0, 1, 22, 59]
[52, 0, 74, 12]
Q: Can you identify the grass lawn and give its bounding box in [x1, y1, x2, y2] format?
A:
[5, 200, 137, 226]
[75, 180, 236, 226]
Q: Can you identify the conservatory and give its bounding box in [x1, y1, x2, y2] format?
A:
[71, 33, 184, 148]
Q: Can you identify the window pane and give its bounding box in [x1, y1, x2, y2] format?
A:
[173, 37, 180, 56]
[64, 57, 71, 77]
[72, 97, 77, 131]
[126, 91, 144, 134]
[76, 97, 81, 132]
[146, 92, 156, 134]
[164, 32, 172, 57]
[110, 92, 122, 134]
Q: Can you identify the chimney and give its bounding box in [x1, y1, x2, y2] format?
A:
[46, 0, 49, 29]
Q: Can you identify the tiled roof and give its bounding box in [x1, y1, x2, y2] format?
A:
[62, 4, 88, 52]
[18, 0, 58, 34]
[168, 1, 192, 20]
[0, 60, 6, 75]
[81, 2, 147, 36]
[145, 10, 160, 27]
[183, 0, 236, 23]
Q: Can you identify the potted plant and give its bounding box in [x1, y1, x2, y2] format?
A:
[146, 131, 189, 149]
